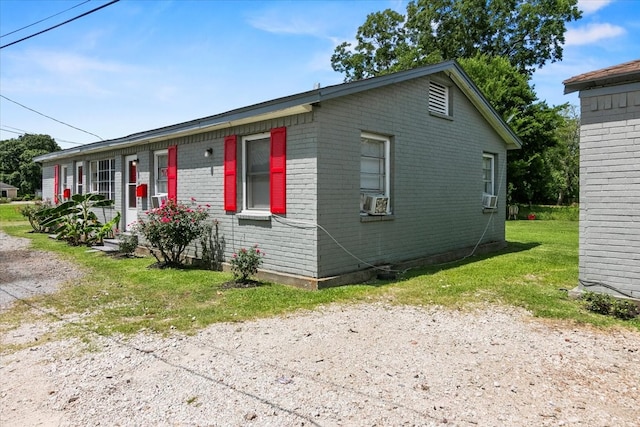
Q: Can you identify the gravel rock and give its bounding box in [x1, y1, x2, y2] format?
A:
[0, 231, 83, 312]
[1, 231, 640, 426]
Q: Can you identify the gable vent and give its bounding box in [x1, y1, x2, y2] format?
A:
[429, 81, 449, 116]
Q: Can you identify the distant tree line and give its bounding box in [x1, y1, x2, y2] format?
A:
[0, 134, 61, 196]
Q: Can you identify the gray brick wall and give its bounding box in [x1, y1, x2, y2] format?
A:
[580, 86, 640, 125]
[314, 74, 508, 277]
[127, 113, 320, 277]
[579, 106, 640, 299]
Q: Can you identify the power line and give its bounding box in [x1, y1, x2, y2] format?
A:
[0, 0, 120, 50]
[0, 0, 91, 39]
[0, 128, 23, 135]
[0, 94, 104, 141]
[0, 125, 86, 146]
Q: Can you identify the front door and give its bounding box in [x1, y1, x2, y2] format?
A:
[125, 155, 138, 230]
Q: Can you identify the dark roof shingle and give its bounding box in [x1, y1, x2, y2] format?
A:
[563, 59, 640, 94]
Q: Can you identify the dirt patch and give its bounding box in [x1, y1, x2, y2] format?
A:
[0, 231, 83, 313]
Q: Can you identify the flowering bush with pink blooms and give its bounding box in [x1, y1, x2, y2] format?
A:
[134, 198, 209, 267]
[230, 245, 264, 283]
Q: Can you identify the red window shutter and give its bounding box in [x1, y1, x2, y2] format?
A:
[53, 164, 60, 203]
[167, 145, 177, 201]
[224, 135, 237, 211]
[270, 127, 287, 214]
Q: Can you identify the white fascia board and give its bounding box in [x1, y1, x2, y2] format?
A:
[33, 104, 313, 163]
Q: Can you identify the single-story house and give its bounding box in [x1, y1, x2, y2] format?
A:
[563, 59, 640, 300]
[34, 60, 521, 289]
[0, 181, 19, 199]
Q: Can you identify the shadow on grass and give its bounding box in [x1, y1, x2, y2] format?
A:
[382, 240, 541, 282]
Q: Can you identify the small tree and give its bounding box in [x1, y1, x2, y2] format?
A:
[134, 198, 208, 267]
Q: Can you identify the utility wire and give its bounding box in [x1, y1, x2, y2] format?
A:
[0, 94, 104, 141]
[0, 128, 23, 135]
[0, 0, 91, 39]
[2, 124, 84, 144]
[0, 125, 86, 146]
[0, 0, 120, 50]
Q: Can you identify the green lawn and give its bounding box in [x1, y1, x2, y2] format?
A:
[1, 202, 637, 350]
[0, 202, 26, 222]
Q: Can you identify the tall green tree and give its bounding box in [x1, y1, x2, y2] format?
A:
[544, 105, 580, 204]
[332, 0, 581, 81]
[0, 134, 61, 196]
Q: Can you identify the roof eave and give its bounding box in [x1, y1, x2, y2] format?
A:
[564, 71, 640, 94]
[446, 63, 522, 150]
[33, 102, 315, 163]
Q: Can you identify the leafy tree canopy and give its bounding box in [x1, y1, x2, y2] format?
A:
[0, 134, 61, 195]
[332, 0, 581, 81]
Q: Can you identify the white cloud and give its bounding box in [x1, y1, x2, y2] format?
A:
[578, 0, 614, 14]
[565, 23, 625, 46]
[24, 50, 138, 75]
[247, 10, 326, 37]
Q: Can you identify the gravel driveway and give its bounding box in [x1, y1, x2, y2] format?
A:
[1, 230, 639, 426]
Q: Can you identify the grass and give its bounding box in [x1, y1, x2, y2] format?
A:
[0, 202, 26, 222]
[1, 202, 637, 351]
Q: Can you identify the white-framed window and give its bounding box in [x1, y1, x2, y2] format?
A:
[75, 162, 83, 195]
[154, 150, 168, 195]
[360, 132, 391, 214]
[242, 132, 271, 211]
[89, 158, 115, 200]
[482, 153, 495, 196]
[429, 81, 450, 116]
[481, 153, 499, 209]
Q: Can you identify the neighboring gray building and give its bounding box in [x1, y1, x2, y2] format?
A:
[0, 181, 19, 199]
[34, 60, 520, 288]
[564, 59, 640, 300]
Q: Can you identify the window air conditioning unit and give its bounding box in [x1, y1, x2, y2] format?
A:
[482, 194, 498, 209]
[364, 195, 389, 215]
[151, 194, 168, 208]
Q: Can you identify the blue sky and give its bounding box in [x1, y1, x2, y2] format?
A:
[0, 0, 638, 149]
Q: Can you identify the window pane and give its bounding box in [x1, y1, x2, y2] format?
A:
[360, 137, 385, 194]
[248, 138, 269, 173]
[156, 154, 168, 193]
[361, 138, 384, 157]
[246, 137, 270, 210]
[361, 175, 383, 192]
[483, 155, 494, 195]
[128, 186, 137, 208]
[248, 174, 270, 209]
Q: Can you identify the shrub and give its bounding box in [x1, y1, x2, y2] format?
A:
[612, 299, 640, 321]
[118, 233, 139, 256]
[134, 198, 209, 267]
[583, 291, 639, 320]
[230, 245, 264, 283]
[196, 220, 225, 271]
